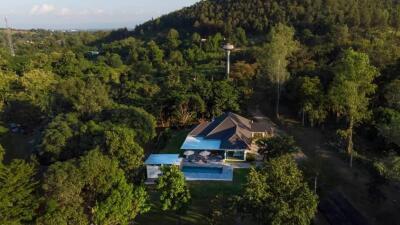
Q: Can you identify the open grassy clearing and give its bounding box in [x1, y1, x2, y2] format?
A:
[280, 116, 400, 225]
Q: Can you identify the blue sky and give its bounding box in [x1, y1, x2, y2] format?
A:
[0, 0, 200, 30]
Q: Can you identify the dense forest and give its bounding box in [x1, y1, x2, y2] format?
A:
[0, 0, 400, 224]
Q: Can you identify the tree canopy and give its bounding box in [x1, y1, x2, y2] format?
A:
[329, 49, 379, 167]
[37, 150, 149, 225]
[0, 145, 38, 225]
[156, 166, 191, 213]
[239, 155, 318, 225]
[257, 23, 299, 118]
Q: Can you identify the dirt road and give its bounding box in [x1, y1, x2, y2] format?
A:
[250, 106, 400, 225]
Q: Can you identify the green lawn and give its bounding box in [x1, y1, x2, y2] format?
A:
[141, 130, 254, 224]
[160, 129, 190, 154]
[136, 169, 251, 225]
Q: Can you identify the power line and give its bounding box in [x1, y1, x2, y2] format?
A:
[4, 17, 15, 57]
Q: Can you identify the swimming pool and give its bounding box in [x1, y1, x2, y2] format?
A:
[182, 166, 223, 174]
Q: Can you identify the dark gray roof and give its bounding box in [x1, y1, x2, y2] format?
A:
[188, 112, 258, 150]
[189, 121, 211, 136]
[251, 119, 276, 132]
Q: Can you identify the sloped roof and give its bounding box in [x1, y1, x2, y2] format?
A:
[186, 112, 276, 150]
[187, 112, 256, 150]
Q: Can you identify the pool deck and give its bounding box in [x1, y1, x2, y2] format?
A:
[182, 162, 233, 181]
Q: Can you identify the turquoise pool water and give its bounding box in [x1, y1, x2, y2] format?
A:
[182, 166, 223, 174]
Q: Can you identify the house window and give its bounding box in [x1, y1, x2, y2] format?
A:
[226, 150, 245, 161]
[252, 132, 269, 139]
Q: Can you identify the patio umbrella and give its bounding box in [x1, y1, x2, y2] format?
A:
[184, 151, 195, 156]
[199, 151, 211, 157]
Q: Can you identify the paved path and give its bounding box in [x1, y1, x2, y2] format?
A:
[227, 162, 263, 169]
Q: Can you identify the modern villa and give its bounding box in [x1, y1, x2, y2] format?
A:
[145, 112, 276, 182]
[181, 112, 275, 161]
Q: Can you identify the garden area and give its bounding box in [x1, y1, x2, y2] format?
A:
[136, 168, 251, 225]
[139, 129, 254, 224]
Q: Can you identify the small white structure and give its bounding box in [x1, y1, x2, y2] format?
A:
[222, 43, 235, 78]
[144, 154, 183, 179]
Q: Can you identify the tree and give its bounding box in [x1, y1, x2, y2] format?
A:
[39, 113, 81, 162]
[384, 79, 400, 110]
[56, 77, 111, 115]
[374, 154, 400, 182]
[168, 50, 185, 66]
[208, 195, 235, 225]
[0, 154, 38, 225]
[205, 33, 223, 52]
[107, 105, 156, 144]
[376, 108, 400, 146]
[104, 126, 144, 175]
[38, 150, 149, 225]
[257, 23, 299, 118]
[156, 166, 191, 223]
[329, 49, 379, 167]
[239, 155, 318, 225]
[297, 76, 327, 126]
[19, 69, 58, 114]
[191, 32, 201, 45]
[256, 135, 299, 160]
[233, 27, 248, 46]
[81, 150, 150, 225]
[37, 160, 88, 225]
[231, 61, 257, 81]
[0, 71, 16, 111]
[107, 53, 124, 68]
[211, 81, 240, 117]
[172, 94, 205, 127]
[165, 29, 181, 49]
[392, 6, 400, 34]
[52, 51, 82, 77]
[0, 145, 4, 162]
[147, 41, 164, 64]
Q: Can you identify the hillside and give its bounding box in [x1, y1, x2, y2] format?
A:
[0, 0, 400, 225]
[135, 0, 399, 36]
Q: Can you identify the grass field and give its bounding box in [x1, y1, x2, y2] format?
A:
[136, 169, 251, 225]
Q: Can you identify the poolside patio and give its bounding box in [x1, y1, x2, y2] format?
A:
[183, 151, 224, 164]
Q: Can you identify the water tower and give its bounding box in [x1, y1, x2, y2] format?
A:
[222, 43, 234, 79]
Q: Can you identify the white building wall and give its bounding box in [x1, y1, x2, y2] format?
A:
[146, 165, 162, 179]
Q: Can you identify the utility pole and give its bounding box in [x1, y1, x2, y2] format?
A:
[222, 43, 234, 79]
[314, 173, 318, 194]
[4, 17, 15, 57]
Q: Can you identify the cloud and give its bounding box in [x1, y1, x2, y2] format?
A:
[29, 4, 56, 15]
[94, 9, 105, 15]
[29, 4, 106, 17]
[78, 9, 106, 16]
[58, 8, 71, 16]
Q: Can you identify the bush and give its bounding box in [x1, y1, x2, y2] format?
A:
[0, 123, 8, 137]
[256, 135, 300, 160]
[246, 153, 256, 162]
